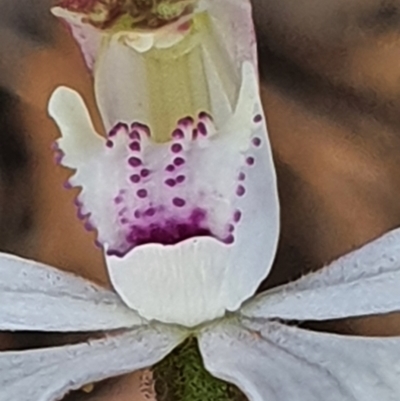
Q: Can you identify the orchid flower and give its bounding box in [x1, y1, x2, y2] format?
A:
[1, 0, 400, 400]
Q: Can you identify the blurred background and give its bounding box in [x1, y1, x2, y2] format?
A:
[1, 0, 400, 398]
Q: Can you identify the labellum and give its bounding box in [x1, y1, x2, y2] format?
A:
[49, 0, 279, 328]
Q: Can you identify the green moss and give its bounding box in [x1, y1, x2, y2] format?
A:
[153, 337, 247, 401]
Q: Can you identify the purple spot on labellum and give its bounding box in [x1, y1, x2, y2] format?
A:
[165, 178, 176, 187]
[199, 111, 212, 120]
[190, 208, 207, 225]
[234, 210, 242, 222]
[106, 140, 114, 148]
[237, 185, 246, 196]
[130, 130, 140, 140]
[140, 169, 150, 178]
[121, 218, 129, 224]
[77, 209, 88, 220]
[145, 207, 156, 217]
[137, 189, 148, 198]
[252, 137, 262, 147]
[238, 172, 246, 181]
[141, 125, 151, 136]
[192, 128, 198, 139]
[114, 196, 123, 204]
[173, 197, 186, 207]
[130, 174, 141, 184]
[54, 151, 63, 164]
[130, 141, 141, 151]
[176, 175, 186, 184]
[253, 114, 262, 123]
[166, 164, 175, 172]
[107, 249, 126, 257]
[134, 210, 141, 219]
[131, 122, 150, 136]
[172, 129, 184, 139]
[129, 157, 142, 167]
[51, 143, 59, 151]
[149, 226, 170, 243]
[246, 157, 255, 166]
[126, 226, 143, 244]
[109, 212, 212, 253]
[109, 122, 128, 137]
[178, 116, 194, 126]
[224, 235, 235, 244]
[84, 222, 94, 231]
[171, 143, 183, 153]
[197, 122, 207, 136]
[228, 224, 235, 233]
[174, 157, 185, 167]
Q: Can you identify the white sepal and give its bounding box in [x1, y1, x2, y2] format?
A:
[242, 228, 400, 322]
[0, 253, 142, 332]
[199, 318, 400, 401]
[0, 324, 186, 401]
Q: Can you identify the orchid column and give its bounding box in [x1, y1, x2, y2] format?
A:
[49, 0, 280, 327]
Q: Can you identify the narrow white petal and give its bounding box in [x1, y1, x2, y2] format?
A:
[199, 318, 400, 401]
[242, 228, 400, 322]
[0, 252, 142, 332]
[0, 324, 185, 401]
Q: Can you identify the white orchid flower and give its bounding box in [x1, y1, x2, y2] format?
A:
[1, 0, 400, 400]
